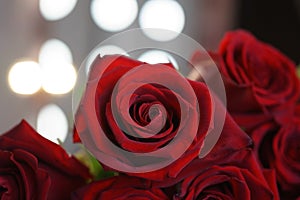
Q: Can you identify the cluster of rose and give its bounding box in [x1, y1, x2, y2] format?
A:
[0, 30, 299, 200]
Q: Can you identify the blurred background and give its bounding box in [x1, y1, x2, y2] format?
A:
[0, 0, 299, 147]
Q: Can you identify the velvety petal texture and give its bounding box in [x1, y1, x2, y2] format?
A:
[74, 53, 280, 199]
[0, 120, 90, 200]
[74, 55, 214, 181]
[174, 164, 276, 200]
[151, 114, 279, 200]
[207, 30, 300, 199]
[218, 30, 300, 130]
[72, 176, 169, 200]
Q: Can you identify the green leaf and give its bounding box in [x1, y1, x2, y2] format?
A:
[74, 145, 117, 181]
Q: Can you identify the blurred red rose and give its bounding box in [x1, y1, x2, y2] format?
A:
[217, 30, 300, 131]
[174, 163, 278, 200]
[242, 108, 300, 199]
[74, 55, 214, 181]
[72, 176, 169, 200]
[270, 120, 300, 199]
[0, 120, 90, 200]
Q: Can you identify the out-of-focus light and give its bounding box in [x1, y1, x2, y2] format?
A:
[8, 61, 42, 95]
[39, 39, 76, 94]
[86, 45, 128, 75]
[139, 0, 185, 41]
[39, 0, 77, 21]
[138, 50, 179, 70]
[37, 104, 68, 144]
[90, 0, 138, 32]
[39, 39, 73, 65]
[42, 63, 77, 94]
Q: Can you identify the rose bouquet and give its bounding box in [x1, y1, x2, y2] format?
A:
[0, 30, 299, 199]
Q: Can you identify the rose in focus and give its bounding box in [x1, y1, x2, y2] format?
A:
[74, 55, 215, 180]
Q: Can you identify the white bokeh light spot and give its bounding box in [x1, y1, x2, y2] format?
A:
[90, 0, 138, 32]
[39, 39, 73, 65]
[39, 0, 77, 21]
[39, 39, 76, 94]
[139, 0, 185, 41]
[41, 62, 77, 95]
[138, 50, 179, 70]
[8, 61, 42, 95]
[37, 104, 69, 144]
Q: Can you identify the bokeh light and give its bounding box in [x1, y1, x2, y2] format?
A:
[39, 0, 77, 21]
[37, 104, 68, 144]
[8, 61, 42, 95]
[39, 39, 76, 94]
[139, 0, 185, 41]
[41, 62, 77, 95]
[85, 45, 128, 75]
[39, 39, 73, 65]
[138, 50, 179, 70]
[90, 0, 138, 32]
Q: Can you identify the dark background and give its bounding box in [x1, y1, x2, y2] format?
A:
[239, 0, 300, 63]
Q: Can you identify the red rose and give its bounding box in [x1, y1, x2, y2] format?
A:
[151, 114, 278, 199]
[249, 120, 278, 169]
[72, 176, 169, 200]
[218, 30, 300, 130]
[144, 113, 278, 199]
[74, 55, 214, 181]
[270, 120, 300, 199]
[0, 120, 90, 200]
[249, 117, 300, 199]
[174, 163, 278, 200]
